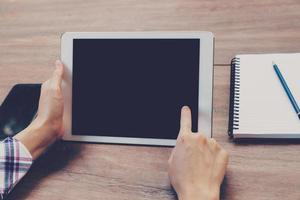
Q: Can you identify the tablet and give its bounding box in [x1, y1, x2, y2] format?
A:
[61, 32, 214, 146]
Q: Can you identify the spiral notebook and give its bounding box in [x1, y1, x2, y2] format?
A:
[228, 53, 300, 138]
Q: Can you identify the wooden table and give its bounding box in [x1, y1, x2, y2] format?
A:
[1, 0, 300, 199]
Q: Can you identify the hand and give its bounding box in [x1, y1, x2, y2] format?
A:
[35, 60, 64, 137]
[168, 106, 229, 200]
[15, 60, 64, 160]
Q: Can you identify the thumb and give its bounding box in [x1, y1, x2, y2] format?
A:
[52, 60, 64, 86]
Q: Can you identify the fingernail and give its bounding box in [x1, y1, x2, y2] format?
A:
[182, 106, 189, 110]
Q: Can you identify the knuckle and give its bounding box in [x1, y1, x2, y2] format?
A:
[179, 133, 187, 142]
[197, 133, 207, 143]
[50, 84, 61, 94]
[51, 83, 59, 90]
[214, 140, 222, 151]
[210, 138, 216, 144]
[55, 85, 62, 93]
[209, 138, 218, 150]
[42, 81, 49, 89]
[220, 149, 229, 159]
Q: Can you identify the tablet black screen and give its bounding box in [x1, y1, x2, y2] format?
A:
[72, 39, 199, 139]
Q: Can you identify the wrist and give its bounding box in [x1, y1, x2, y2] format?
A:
[178, 187, 219, 200]
[14, 118, 59, 160]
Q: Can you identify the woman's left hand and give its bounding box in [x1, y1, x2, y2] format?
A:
[15, 60, 65, 160]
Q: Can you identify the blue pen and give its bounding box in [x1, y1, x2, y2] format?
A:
[273, 62, 300, 119]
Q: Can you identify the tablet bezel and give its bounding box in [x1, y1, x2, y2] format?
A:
[61, 32, 214, 146]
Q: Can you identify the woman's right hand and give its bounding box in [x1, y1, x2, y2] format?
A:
[168, 106, 229, 200]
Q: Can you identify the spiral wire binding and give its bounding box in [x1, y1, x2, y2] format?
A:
[228, 57, 240, 137]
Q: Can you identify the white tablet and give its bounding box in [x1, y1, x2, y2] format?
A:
[61, 32, 214, 146]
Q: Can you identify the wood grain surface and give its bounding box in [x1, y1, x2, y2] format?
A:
[1, 0, 300, 199]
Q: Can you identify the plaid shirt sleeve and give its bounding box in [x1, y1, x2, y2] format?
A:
[0, 137, 33, 199]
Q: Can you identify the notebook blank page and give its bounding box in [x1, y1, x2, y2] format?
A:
[236, 53, 300, 134]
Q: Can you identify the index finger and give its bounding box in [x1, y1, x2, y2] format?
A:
[179, 106, 192, 134]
